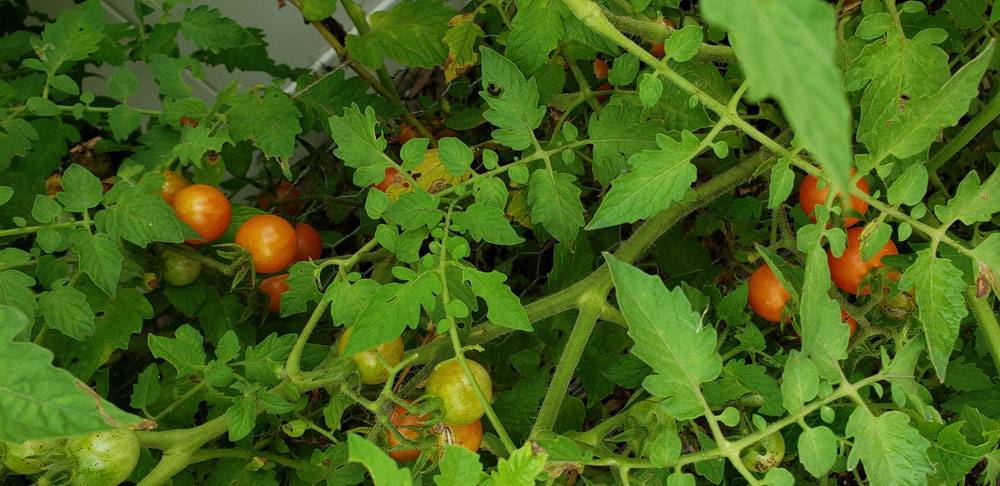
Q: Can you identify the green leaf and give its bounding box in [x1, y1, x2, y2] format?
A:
[588, 100, 668, 185]
[26, 96, 61, 116]
[180, 5, 255, 52]
[0, 118, 38, 171]
[452, 203, 524, 245]
[526, 168, 584, 245]
[328, 105, 391, 185]
[38, 285, 94, 341]
[31, 194, 62, 224]
[0, 270, 37, 336]
[798, 426, 838, 477]
[27, 0, 104, 74]
[607, 53, 639, 87]
[934, 169, 1000, 226]
[383, 191, 443, 231]
[70, 229, 122, 297]
[588, 131, 701, 229]
[296, 72, 398, 129]
[972, 233, 1000, 289]
[489, 442, 547, 486]
[472, 177, 508, 209]
[226, 393, 256, 441]
[301, 0, 337, 20]
[344, 1, 453, 69]
[846, 408, 934, 486]
[768, 159, 795, 209]
[796, 229, 848, 380]
[147, 324, 207, 377]
[348, 433, 413, 486]
[280, 263, 323, 317]
[129, 364, 161, 409]
[480, 48, 546, 151]
[148, 54, 204, 100]
[96, 181, 184, 247]
[326, 279, 380, 327]
[638, 73, 663, 108]
[887, 163, 929, 207]
[227, 86, 302, 164]
[343, 273, 440, 356]
[606, 255, 720, 420]
[434, 445, 483, 486]
[925, 422, 995, 484]
[898, 249, 969, 380]
[437, 137, 473, 176]
[108, 105, 142, 140]
[0, 305, 145, 443]
[459, 264, 531, 331]
[781, 350, 818, 414]
[662, 25, 703, 62]
[106, 66, 139, 100]
[702, 0, 851, 194]
[170, 124, 232, 168]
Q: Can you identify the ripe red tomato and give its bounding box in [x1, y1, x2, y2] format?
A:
[156, 170, 189, 205]
[258, 180, 301, 216]
[596, 82, 613, 103]
[649, 18, 675, 59]
[425, 359, 493, 426]
[398, 124, 421, 145]
[828, 227, 898, 295]
[387, 401, 427, 461]
[294, 222, 323, 262]
[259, 274, 289, 313]
[748, 263, 791, 323]
[593, 58, 609, 80]
[372, 168, 406, 193]
[436, 128, 459, 139]
[236, 215, 297, 274]
[435, 420, 483, 458]
[172, 184, 232, 244]
[799, 170, 870, 227]
[841, 309, 857, 339]
[337, 327, 405, 385]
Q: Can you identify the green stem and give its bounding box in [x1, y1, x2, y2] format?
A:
[446, 324, 516, 453]
[58, 104, 163, 116]
[598, 8, 737, 63]
[966, 288, 1000, 374]
[926, 89, 1000, 173]
[0, 220, 90, 238]
[339, 0, 400, 100]
[530, 299, 602, 439]
[188, 448, 300, 468]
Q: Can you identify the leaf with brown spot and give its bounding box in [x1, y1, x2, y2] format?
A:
[442, 14, 483, 82]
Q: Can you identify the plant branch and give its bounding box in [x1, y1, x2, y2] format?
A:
[966, 288, 1000, 374]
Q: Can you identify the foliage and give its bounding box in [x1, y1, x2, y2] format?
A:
[1, 0, 1000, 485]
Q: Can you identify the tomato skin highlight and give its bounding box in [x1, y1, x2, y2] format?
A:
[236, 215, 298, 274]
[828, 227, 898, 295]
[172, 184, 232, 244]
[156, 170, 189, 205]
[387, 402, 427, 461]
[337, 327, 405, 385]
[66, 429, 140, 486]
[3, 438, 63, 474]
[747, 263, 791, 323]
[425, 360, 493, 426]
[162, 251, 201, 286]
[294, 222, 323, 262]
[593, 58, 609, 80]
[799, 170, 870, 227]
[258, 180, 301, 216]
[260, 274, 290, 313]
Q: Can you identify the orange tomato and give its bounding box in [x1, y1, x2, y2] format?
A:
[372, 168, 405, 193]
[398, 124, 421, 145]
[828, 227, 898, 295]
[235, 215, 298, 274]
[748, 263, 791, 323]
[596, 82, 613, 103]
[172, 184, 232, 244]
[259, 274, 290, 313]
[435, 420, 483, 458]
[294, 222, 323, 262]
[387, 402, 427, 461]
[258, 180, 301, 216]
[799, 170, 870, 227]
[594, 58, 609, 80]
[156, 170, 189, 205]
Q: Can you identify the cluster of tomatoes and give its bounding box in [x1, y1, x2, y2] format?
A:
[156, 171, 323, 313]
[1, 429, 140, 486]
[747, 171, 902, 337]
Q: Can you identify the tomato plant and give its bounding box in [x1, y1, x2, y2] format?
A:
[235, 214, 298, 274]
[3, 1, 1000, 485]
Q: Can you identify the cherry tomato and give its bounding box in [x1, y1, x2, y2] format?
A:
[386, 401, 427, 461]
[740, 432, 785, 473]
[155, 170, 189, 205]
[649, 18, 675, 59]
[66, 429, 140, 486]
[372, 168, 406, 193]
[593, 58, 609, 80]
[179, 116, 199, 128]
[3, 438, 63, 474]
[436, 128, 459, 139]
[337, 327, 405, 385]
[260, 274, 289, 313]
[595, 82, 613, 103]
[435, 420, 482, 458]
[235, 215, 298, 274]
[828, 227, 898, 295]
[425, 359, 493, 426]
[294, 222, 323, 262]
[398, 124, 421, 145]
[880, 287, 916, 321]
[748, 263, 791, 323]
[162, 251, 201, 287]
[799, 170, 870, 227]
[257, 180, 301, 216]
[841, 309, 857, 339]
[172, 184, 231, 244]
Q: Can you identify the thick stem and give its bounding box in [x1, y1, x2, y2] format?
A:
[599, 9, 737, 63]
[966, 288, 1000, 374]
[530, 299, 603, 439]
[926, 89, 1000, 172]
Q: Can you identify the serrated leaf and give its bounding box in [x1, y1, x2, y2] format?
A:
[147, 324, 207, 377]
[934, 169, 1000, 226]
[38, 285, 94, 341]
[345, 1, 453, 69]
[28, 0, 104, 75]
[452, 203, 524, 245]
[480, 48, 546, 150]
[130, 363, 161, 409]
[443, 14, 483, 82]
[227, 86, 302, 163]
[898, 249, 968, 380]
[107, 66, 139, 100]
[434, 445, 483, 486]
[342, 273, 440, 356]
[170, 124, 232, 168]
[526, 168, 584, 245]
[96, 181, 185, 247]
[0, 118, 38, 170]
[180, 5, 256, 52]
[489, 442, 547, 486]
[459, 264, 531, 331]
[349, 434, 413, 486]
[846, 408, 934, 486]
[57, 164, 103, 213]
[70, 229, 122, 297]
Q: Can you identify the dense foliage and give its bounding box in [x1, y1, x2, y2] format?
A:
[1, 0, 1000, 485]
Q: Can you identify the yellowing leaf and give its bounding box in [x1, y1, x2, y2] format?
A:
[443, 14, 484, 82]
[506, 189, 533, 229]
[382, 149, 471, 201]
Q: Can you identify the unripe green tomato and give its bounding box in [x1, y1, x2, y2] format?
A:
[66, 429, 140, 486]
[3, 438, 63, 474]
[162, 252, 201, 286]
[336, 327, 404, 385]
[739, 432, 785, 473]
[425, 359, 493, 426]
